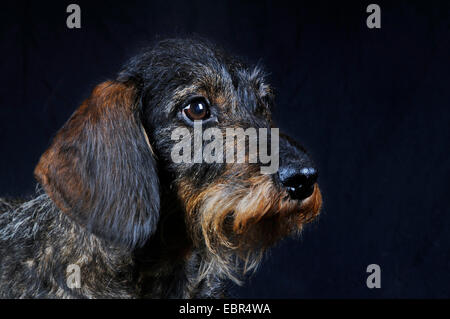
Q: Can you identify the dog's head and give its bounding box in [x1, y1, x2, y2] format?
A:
[35, 39, 321, 273]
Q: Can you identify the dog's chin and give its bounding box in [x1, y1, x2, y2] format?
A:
[237, 183, 322, 246]
[181, 179, 322, 281]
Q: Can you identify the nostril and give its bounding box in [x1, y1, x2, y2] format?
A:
[279, 167, 318, 200]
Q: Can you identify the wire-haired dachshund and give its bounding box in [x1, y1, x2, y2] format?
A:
[0, 38, 322, 298]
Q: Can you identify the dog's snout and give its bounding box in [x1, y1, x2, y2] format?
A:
[279, 166, 318, 200]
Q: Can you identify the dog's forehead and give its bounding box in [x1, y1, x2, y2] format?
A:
[149, 45, 261, 91]
[120, 39, 272, 113]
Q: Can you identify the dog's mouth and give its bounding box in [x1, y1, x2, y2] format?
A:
[292, 183, 322, 225]
[249, 182, 322, 232]
[180, 172, 322, 255]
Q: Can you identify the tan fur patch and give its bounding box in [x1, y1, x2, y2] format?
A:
[178, 163, 322, 279]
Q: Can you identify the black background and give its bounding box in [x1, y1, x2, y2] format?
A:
[0, 0, 449, 298]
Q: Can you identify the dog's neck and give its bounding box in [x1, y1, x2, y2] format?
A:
[133, 195, 227, 298]
[5, 192, 224, 298]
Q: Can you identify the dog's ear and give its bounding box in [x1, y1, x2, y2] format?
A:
[34, 81, 159, 248]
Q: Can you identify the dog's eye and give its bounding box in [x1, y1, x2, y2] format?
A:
[182, 98, 210, 121]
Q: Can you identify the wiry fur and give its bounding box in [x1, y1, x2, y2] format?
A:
[0, 189, 227, 298]
[0, 38, 321, 298]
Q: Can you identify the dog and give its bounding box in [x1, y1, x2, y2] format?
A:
[0, 38, 322, 298]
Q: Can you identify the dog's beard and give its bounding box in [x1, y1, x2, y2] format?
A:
[179, 165, 322, 282]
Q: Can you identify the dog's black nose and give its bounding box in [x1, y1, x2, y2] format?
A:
[278, 166, 318, 200]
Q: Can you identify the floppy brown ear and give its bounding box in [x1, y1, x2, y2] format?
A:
[34, 81, 159, 248]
